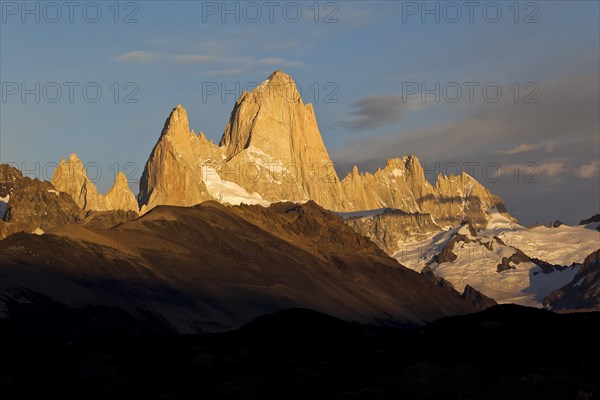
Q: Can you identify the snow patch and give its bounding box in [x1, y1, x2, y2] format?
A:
[391, 209, 596, 308]
[201, 165, 270, 207]
[32, 228, 44, 235]
[47, 190, 59, 195]
[392, 227, 459, 271]
[244, 146, 289, 174]
[391, 168, 404, 177]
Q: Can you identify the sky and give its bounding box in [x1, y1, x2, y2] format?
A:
[1, 0, 598, 225]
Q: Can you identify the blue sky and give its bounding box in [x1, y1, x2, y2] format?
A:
[1, 1, 599, 224]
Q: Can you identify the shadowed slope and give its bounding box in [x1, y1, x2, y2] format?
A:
[1, 201, 475, 333]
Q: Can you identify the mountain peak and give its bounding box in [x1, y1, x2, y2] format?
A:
[114, 171, 128, 185]
[267, 69, 292, 81]
[52, 154, 138, 212]
[248, 69, 301, 104]
[161, 104, 190, 139]
[136, 71, 510, 226]
[105, 172, 138, 212]
[68, 153, 80, 162]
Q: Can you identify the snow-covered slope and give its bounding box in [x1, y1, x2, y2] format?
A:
[484, 211, 599, 266]
[201, 166, 270, 207]
[390, 210, 599, 308]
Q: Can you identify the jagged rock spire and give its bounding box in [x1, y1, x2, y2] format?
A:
[52, 153, 138, 212]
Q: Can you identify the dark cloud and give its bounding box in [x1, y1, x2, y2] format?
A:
[341, 96, 420, 130]
[331, 72, 600, 225]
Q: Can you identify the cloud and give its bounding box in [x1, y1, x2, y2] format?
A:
[197, 57, 304, 77]
[341, 96, 422, 130]
[332, 72, 599, 173]
[330, 71, 599, 225]
[115, 51, 225, 65]
[536, 162, 567, 177]
[499, 141, 556, 155]
[114, 51, 304, 75]
[577, 161, 600, 178]
[114, 51, 159, 64]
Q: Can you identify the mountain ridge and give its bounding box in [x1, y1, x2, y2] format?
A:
[131, 70, 513, 232]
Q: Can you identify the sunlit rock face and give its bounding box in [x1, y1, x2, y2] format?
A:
[218, 70, 346, 209]
[1, 163, 81, 239]
[52, 153, 138, 212]
[138, 69, 511, 230]
[138, 104, 220, 213]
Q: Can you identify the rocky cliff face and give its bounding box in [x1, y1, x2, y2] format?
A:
[219, 70, 346, 208]
[104, 172, 139, 212]
[139, 72, 346, 212]
[341, 156, 508, 228]
[138, 105, 221, 213]
[544, 250, 600, 310]
[342, 209, 441, 254]
[1, 164, 138, 240]
[138, 70, 510, 231]
[52, 154, 138, 212]
[1, 164, 82, 238]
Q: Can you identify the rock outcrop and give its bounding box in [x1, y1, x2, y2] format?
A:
[1, 164, 139, 240]
[461, 284, 498, 310]
[1, 164, 82, 239]
[218, 70, 346, 208]
[580, 214, 600, 231]
[138, 70, 511, 232]
[52, 154, 138, 212]
[341, 157, 508, 228]
[138, 105, 221, 213]
[342, 208, 441, 254]
[104, 172, 139, 212]
[544, 250, 600, 310]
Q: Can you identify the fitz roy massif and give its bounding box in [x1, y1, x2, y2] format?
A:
[2, 71, 598, 328]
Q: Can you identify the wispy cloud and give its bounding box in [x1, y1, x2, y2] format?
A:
[537, 162, 567, 177]
[332, 72, 599, 173]
[114, 51, 159, 64]
[499, 141, 556, 155]
[341, 96, 422, 130]
[577, 161, 600, 178]
[114, 51, 224, 64]
[114, 51, 304, 76]
[198, 57, 305, 77]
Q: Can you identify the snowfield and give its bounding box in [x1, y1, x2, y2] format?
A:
[201, 166, 270, 207]
[391, 210, 599, 308]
